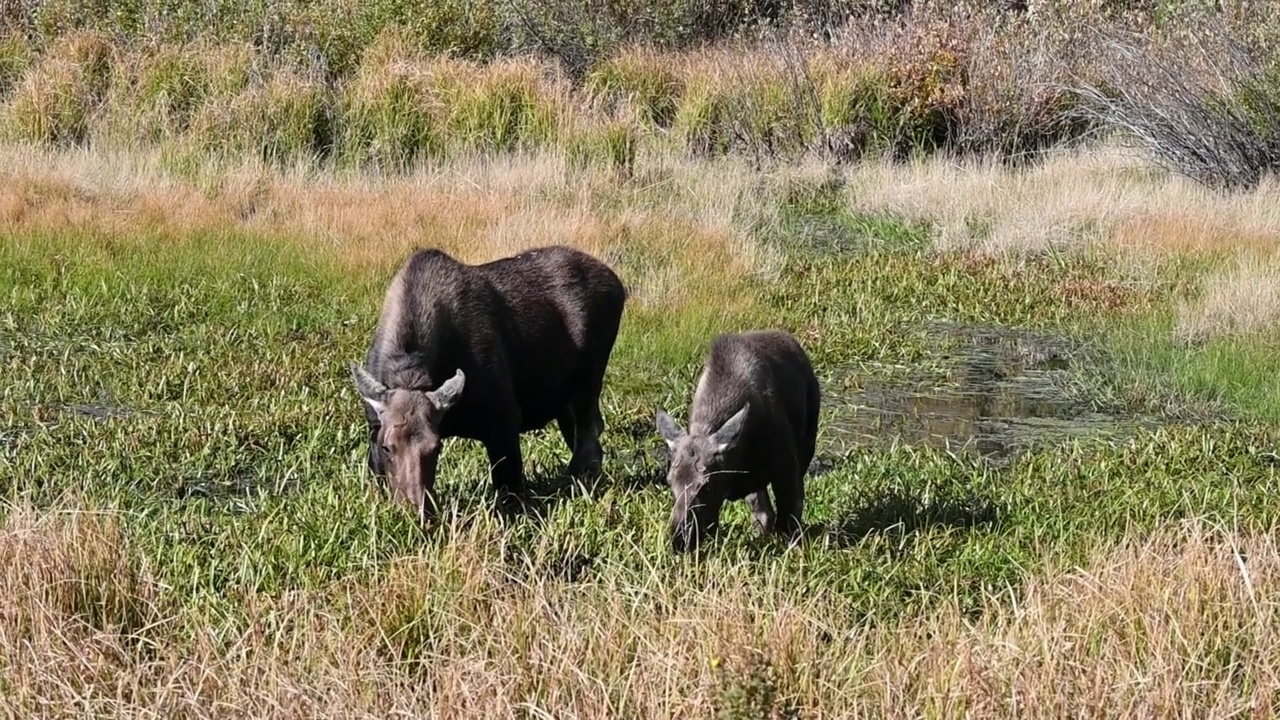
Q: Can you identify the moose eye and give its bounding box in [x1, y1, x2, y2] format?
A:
[380, 444, 393, 456]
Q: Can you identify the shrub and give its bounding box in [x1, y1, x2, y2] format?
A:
[1075, 21, 1280, 190]
[502, 0, 800, 80]
[503, 0, 634, 80]
[501, 0, 724, 79]
[357, 0, 503, 60]
[821, 6, 1098, 163]
[711, 650, 794, 720]
[876, 19, 967, 157]
[25, 0, 143, 43]
[948, 14, 1095, 161]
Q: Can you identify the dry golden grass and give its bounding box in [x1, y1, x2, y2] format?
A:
[838, 144, 1280, 343]
[0, 143, 780, 318]
[5, 503, 1279, 718]
[10, 139, 1280, 346]
[1177, 257, 1280, 343]
[845, 145, 1280, 258]
[879, 519, 1280, 717]
[1, 31, 113, 145]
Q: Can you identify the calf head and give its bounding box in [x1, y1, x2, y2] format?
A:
[351, 364, 466, 523]
[655, 404, 750, 553]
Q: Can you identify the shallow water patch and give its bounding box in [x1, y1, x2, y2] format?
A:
[820, 323, 1160, 464]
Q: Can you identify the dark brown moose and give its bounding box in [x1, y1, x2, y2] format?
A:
[352, 245, 626, 523]
[656, 330, 821, 553]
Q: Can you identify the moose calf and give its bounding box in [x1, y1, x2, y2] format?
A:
[655, 329, 821, 552]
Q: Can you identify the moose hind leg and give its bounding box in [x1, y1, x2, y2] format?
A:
[746, 490, 776, 534]
[557, 406, 578, 458]
[772, 475, 805, 535]
[565, 393, 604, 479]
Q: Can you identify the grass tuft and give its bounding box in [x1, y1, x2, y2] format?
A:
[565, 118, 638, 176]
[189, 67, 331, 165]
[1177, 257, 1280, 344]
[0, 32, 34, 97]
[672, 50, 816, 162]
[2, 31, 113, 145]
[584, 47, 685, 128]
[445, 58, 564, 154]
[0, 504, 156, 639]
[338, 31, 447, 170]
[120, 44, 213, 142]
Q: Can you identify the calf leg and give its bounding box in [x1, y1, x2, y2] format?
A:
[771, 474, 805, 535]
[746, 490, 776, 534]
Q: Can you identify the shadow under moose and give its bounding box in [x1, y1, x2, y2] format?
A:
[815, 487, 1002, 551]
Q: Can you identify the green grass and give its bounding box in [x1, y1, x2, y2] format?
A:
[1, 209, 1273, 609]
[1105, 311, 1280, 422]
[583, 52, 683, 129]
[4, 153, 1280, 714]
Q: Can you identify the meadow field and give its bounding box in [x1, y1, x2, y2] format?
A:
[4, 1, 1280, 717]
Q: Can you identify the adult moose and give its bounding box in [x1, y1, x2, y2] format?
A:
[351, 245, 626, 523]
[655, 330, 821, 553]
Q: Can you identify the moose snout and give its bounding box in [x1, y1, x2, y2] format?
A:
[670, 497, 720, 554]
[671, 517, 717, 553]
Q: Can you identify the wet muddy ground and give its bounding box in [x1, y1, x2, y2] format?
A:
[815, 323, 1158, 467]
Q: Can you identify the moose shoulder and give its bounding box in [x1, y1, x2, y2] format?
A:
[352, 245, 626, 522]
[655, 329, 821, 553]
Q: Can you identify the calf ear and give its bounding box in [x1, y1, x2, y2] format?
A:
[351, 363, 388, 414]
[428, 369, 466, 412]
[655, 409, 684, 447]
[711, 403, 749, 453]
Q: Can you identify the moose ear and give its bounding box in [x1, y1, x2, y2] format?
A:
[711, 403, 749, 453]
[351, 363, 388, 414]
[428, 369, 466, 413]
[655, 409, 684, 448]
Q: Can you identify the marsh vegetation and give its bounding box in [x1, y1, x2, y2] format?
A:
[4, 1, 1280, 717]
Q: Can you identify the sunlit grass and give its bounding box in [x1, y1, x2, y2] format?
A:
[4, 139, 1280, 716]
